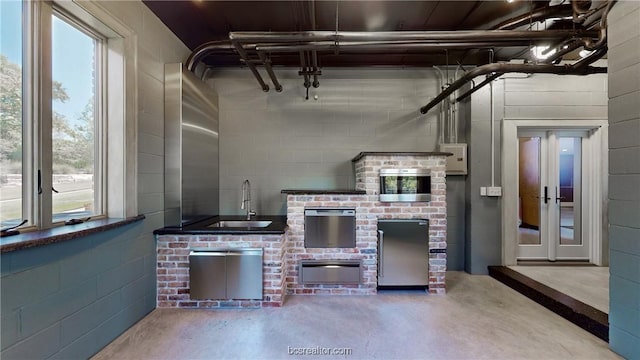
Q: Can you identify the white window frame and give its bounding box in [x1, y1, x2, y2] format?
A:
[14, 0, 137, 232]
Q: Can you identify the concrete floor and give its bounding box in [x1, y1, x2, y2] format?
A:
[509, 266, 609, 313]
[91, 272, 618, 360]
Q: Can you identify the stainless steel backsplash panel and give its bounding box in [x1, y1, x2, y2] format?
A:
[165, 63, 219, 226]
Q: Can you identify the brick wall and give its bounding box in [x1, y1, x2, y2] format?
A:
[354, 154, 447, 294]
[156, 233, 287, 308]
[285, 154, 447, 295]
[285, 194, 378, 295]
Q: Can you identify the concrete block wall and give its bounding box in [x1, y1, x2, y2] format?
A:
[607, 1, 640, 358]
[207, 69, 442, 217]
[1, 223, 151, 359]
[207, 68, 468, 270]
[156, 233, 287, 308]
[0, 1, 190, 358]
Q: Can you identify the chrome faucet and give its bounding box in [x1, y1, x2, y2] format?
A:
[241, 179, 256, 220]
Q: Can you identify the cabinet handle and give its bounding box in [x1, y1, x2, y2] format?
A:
[378, 230, 384, 277]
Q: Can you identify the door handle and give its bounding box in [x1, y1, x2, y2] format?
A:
[543, 186, 550, 204]
[536, 187, 551, 203]
[555, 187, 565, 203]
[378, 230, 384, 277]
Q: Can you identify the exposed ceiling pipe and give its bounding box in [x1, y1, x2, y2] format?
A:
[257, 51, 283, 92]
[230, 40, 270, 92]
[185, 40, 235, 72]
[455, 39, 585, 102]
[184, 5, 607, 94]
[228, 29, 590, 43]
[255, 41, 548, 53]
[572, 45, 608, 68]
[572, 0, 593, 23]
[451, 0, 614, 106]
[493, 4, 574, 30]
[299, 51, 310, 89]
[582, 0, 616, 51]
[419, 62, 606, 114]
[309, 0, 320, 88]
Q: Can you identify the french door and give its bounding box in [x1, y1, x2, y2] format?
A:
[517, 130, 588, 260]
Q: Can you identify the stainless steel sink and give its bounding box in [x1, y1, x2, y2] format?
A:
[208, 220, 272, 228]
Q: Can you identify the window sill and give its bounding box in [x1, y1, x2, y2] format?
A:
[0, 215, 145, 253]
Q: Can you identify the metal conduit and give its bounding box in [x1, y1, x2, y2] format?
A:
[419, 63, 606, 114]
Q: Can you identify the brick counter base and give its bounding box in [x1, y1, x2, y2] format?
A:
[354, 154, 447, 294]
[156, 233, 287, 308]
[286, 194, 378, 295]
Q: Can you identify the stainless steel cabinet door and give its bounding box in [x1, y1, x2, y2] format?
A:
[378, 220, 429, 286]
[189, 252, 226, 299]
[226, 249, 263, 299]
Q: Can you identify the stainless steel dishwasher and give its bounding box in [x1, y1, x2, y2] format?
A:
[189, 248, 263, 299]
[304, 208, 356, 248]
[377, 219, 429, 288]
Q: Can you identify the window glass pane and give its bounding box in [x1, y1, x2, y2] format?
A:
[518, 137, 541, 246]
[559, 137, 582, 246]
[51, 14, 99, 221]
[0, 1, 24, 226]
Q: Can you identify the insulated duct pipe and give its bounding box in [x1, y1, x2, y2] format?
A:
[419, 63, 606, 114]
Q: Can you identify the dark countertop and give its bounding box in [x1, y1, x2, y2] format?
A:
[154, 215, 288, 235]
[351, 151, 453, 162]
[1, 215, 146, 253]
[281, 189, 367, 195]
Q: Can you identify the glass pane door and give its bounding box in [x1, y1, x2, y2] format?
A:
[517, 131, 588, 261]
[517, 133, 548, 259]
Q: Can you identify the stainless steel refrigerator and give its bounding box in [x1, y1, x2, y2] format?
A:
[377, 219, 429, 287]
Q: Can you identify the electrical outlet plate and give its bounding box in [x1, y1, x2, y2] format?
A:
[487, 186, 502, 197]
[480, 187, 487, 196]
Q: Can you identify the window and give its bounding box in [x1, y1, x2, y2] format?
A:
[0, 1, 24, 227]
[0, 1, 136, 232]
[51, 11, 104, 222]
